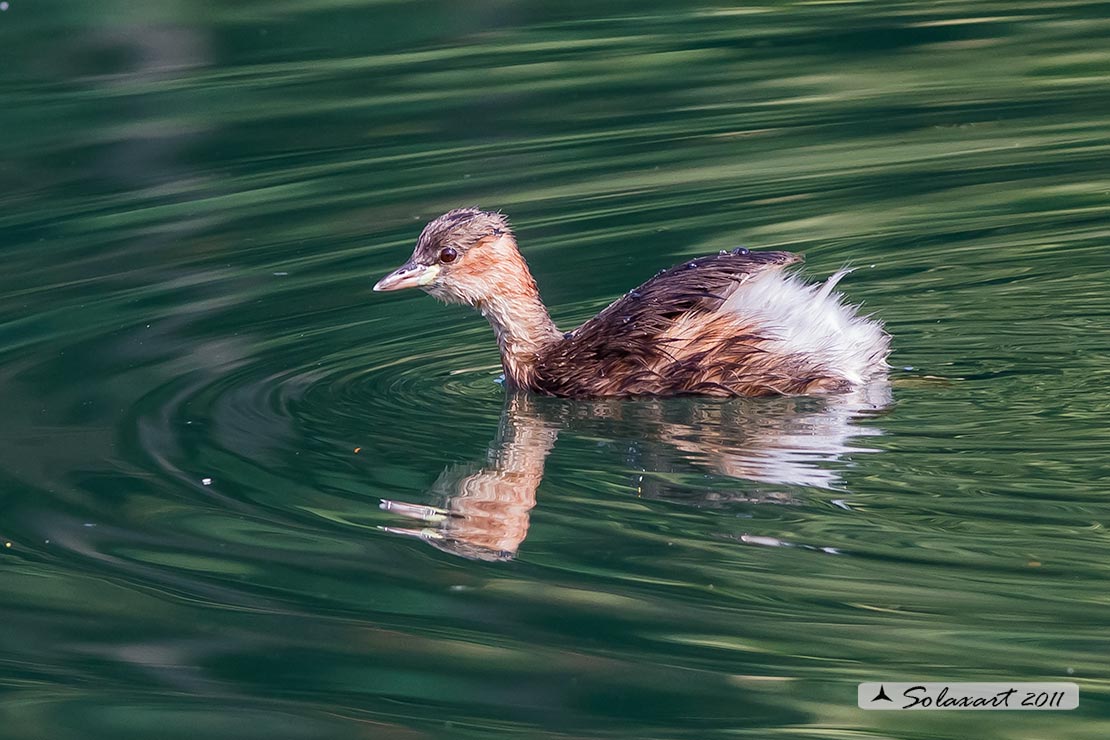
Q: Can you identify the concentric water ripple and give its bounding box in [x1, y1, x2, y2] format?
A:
[5, 1, 1110, 737]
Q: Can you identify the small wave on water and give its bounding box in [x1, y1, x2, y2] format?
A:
[4, 1, 1110, 734]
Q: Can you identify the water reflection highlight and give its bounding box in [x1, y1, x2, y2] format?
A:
[381, 385, 890, 560]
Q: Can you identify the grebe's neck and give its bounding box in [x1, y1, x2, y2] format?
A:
[478, 289, 560, 387]
[474, 242, 561, 387]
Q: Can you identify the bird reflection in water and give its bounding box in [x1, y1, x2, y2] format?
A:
[380, 384, 891, 561]
[381, 393, 559, 561]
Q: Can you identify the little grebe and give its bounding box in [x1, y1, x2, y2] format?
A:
[374, 208, 890, 397]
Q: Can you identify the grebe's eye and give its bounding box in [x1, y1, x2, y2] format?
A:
[438, 247, 458, 263]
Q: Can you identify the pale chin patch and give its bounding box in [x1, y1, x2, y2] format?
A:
[422, 268, 474, 305]
[416, 263, 441, 286]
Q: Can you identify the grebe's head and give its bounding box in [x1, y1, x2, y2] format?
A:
[373, 208, 529, 306]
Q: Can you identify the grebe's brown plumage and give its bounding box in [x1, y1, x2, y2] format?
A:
[374, 208, 890, 398]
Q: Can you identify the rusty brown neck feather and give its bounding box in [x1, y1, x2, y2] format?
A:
[470, 243, 561, 387]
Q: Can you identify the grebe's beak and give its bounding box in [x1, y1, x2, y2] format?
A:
[373, 261, 440, 292]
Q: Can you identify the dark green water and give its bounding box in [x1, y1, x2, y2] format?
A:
[3, 1, 1110, 738]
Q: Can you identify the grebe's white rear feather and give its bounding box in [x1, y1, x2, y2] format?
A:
[722, 268, 889, 384]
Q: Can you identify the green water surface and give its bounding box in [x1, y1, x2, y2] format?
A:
[2, 1, 1109, 738]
